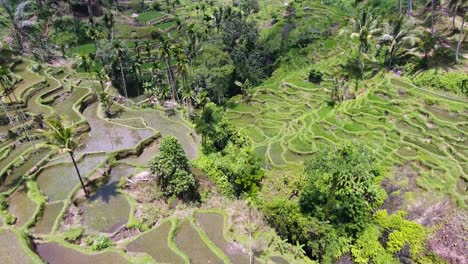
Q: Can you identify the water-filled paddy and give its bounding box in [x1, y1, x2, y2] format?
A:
[35, 242, 128, 264]
[7, 187, 37, 227]
[0, 229, 34, 264]
[37, 154, 106, 202]
[1, 148, 49, 191]
[80, 165, 134, 233]
[175, 220, 222, 264]
[127, 220, 184, 263]
[33, 201, 64, 234]
[79, 103, 154, 153]
[196, 212, 250, 264]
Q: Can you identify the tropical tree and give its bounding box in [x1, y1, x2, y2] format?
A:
[149, 136, 197, 200]
[113, 41, 130, 105]
[449, 0, 467, 63]
[74, 53, 99, 95]
[99, 91, 114, 117]
[153, 31, 178, 102]
[379, 16, 421, 66]
[0, 66, 37, 152]
[93, 68, 107, 91]
[448, 0, 466, 30]
[345, 9, 381, 75]
[42, 115, 89, 198]
[0, 0, 35, 51]
[103, 12, 115, 43]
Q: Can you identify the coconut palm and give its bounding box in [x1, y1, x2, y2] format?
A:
[93, 68, 107, 91]
[153, 32, 178, 102]
[0, 96, 14, 126]
[449, 0, 467, 63]
[379, 17, 421, 66]
[346, 9, 381, 74]
[74, 53, 99, 95]
[0, 66, 37, 152]
[113, 41, 130, 106]
[42, 115, 89, 198]
[103, 12, 115, 43]
[0, 0, 35, 51]
[448, 0, 466, 30]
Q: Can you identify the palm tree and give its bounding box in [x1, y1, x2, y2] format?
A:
[0, 96, 14, 126]
[380, 17, 421, 66]
[74, 53, 99, 95]
[153, 32, 178, 102]
[449, 0, 467, 63]
[455, 6, 466, 63]
[347, 9, 381, 73]
[93, 68, 107, 91]
[408, 0, 414, 15]
[0, 66, 37, 152]
[448, 0, 466, 30]
[113, 41, 130, 106]
[132, 59, 143, 97]
[0, 0, 35, 51]
[103, 12, 115, 43]
[42, 115, 89, 198]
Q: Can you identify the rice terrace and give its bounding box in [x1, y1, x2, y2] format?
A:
[0, 0, 467, 263]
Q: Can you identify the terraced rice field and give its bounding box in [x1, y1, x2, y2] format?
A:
[0, 59, 267, 264]
[226, 40, 468, 207]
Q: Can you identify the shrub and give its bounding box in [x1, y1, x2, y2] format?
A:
[149, 136, 197, 200]
[308, 68, 323, 83]
[90, 234, 113, 250]
[413, 70, 468, 95]
[352, 210, 429, 263]
[63, 227, 84, 242]
[299, 144, 385, 235]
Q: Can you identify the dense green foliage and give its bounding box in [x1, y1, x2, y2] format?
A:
[150, 136, 197, 200]
[263, 145, 387, 262]
[413, 69, 468, 95]
[351, 210, 439, 264]
[299, 144, 384, 235]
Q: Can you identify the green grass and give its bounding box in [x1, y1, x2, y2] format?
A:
[67, 43, 96, 56]
[136, 11, 165, 23]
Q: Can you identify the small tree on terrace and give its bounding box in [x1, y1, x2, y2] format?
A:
[149, 136, 197, 201]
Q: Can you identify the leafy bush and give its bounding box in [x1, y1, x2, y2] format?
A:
[90, 234, 113, 250]
[263, 198, 351, 262]
[195, 143, 263, 197]
[308, 68, 323, 83]
[63, 227, 84, 242]
[352, 210, 430, 263]
[149, 136, 197, 200]
[413, 70, 468, 95]
[299, 144, 385, 235]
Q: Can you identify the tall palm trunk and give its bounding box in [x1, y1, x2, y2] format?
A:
[408, 0, 413, 15]
[10, 92, 37, 153]
[248, 206, 253, 264]
[456, 12, 465, 64]
[398, 0, 402, 15]
[165, 56, 178, 102]
[452, 5, 457, 30]
[119, 61, 130, 106]
[0, 98, 14, 126]
[4, 11, 23, 51]
[87, 0, 93, 17]
[431, 0, 435, 36]
[69, 151, 89, 198]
